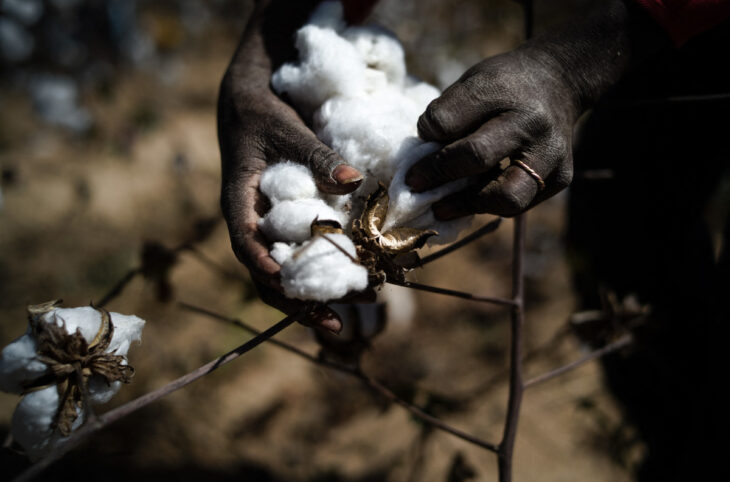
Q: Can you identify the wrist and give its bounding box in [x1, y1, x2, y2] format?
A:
[524, 0, 669, 114]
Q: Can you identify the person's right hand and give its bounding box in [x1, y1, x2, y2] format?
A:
[218, 0, 366, 332]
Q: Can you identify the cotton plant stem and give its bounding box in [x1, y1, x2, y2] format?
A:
[498, 214, 527, 482]
[388, 280, 517, 307]
[524, 333, 633, 388]
[12, 312, 300, 482]
[96, 268, 141, 308]
[417, 218, 502, 267]
[179, 302, 500, 453]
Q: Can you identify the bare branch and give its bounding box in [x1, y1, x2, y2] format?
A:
[178, 302, 500, 453]
[498, 214, 527, 482]
[388, 280, 517, 307]
[418, 218, 502, 267]
[96, 268, 141, 308]
[13, 312, 301, 482]
[524, 334, 633, 389]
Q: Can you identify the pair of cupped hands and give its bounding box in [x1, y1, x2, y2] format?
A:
[218, 0, 665, 332]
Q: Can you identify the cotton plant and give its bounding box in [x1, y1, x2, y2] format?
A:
[0, 300, 145, 460]
[259, 1, 473, 302]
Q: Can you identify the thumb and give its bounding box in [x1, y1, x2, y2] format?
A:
[290, 131, 364, 195]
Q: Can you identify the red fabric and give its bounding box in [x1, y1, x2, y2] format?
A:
[632, 0, 730, 46]
[341, 0, 379, 24]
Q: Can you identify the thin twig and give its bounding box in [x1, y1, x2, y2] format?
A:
[179, 302, 500, 453]
[388, 280, 517, 307]
[96, 268, 141, 308]
[13, 312, 300, 482]
[417, 218, 502, 267]
[498, 214, 527, 482]
[524, 334, 633, 388]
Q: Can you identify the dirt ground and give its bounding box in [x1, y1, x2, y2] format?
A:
[1, 1, 644, 480]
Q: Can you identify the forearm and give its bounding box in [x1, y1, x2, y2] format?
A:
[526, 0, 670, 113]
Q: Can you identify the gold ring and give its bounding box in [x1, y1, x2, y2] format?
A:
[510, 159, 545, 191]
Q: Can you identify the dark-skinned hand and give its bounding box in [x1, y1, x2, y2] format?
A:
[218, 0, 376, 333]
[407, 0, 670, 220]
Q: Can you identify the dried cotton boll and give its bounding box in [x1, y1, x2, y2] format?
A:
[259, 161, 318, 203]
[273, 234, 369, 302]
[259, 198, 348, 243]
[0, 303, 145, 460]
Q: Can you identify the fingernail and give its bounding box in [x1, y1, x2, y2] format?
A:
[333, 165, 363, 185]
[319, 317, 342, 334]
[433, 203, 462, 221]
[406, 171, 427, 191]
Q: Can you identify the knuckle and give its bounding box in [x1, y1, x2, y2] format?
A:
[305, 145, 339, 177]
[486, 185, 530, 217]
[554, 161, 574, 189]
[418, 101, 455, 141]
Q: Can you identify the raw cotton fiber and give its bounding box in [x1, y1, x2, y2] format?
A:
[0, 306, 145, 460]
[258, 1, 475, 301]
[270, 234, 369, 302]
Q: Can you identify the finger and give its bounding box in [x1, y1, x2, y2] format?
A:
[277, 124, 364, 195]
[433, 155, 552, 219]
[221, 169, 281, 287]
[418, 70, 502, 143]
[339, 288, 377, 304]
[255, 280, 343, 334]
[407, 115, 523, 192]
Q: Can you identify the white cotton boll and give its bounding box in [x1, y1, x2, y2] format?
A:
[279, 234, 368, 301]
[316, 89, 424, 182]
[0, 331, 47, 393]
[344, 26, 406, 86]
[272, 25, 367, 117]
[323, 192, 352, 213]
[404, 78, 441, 112]
[270, 242, 296, 266]
[45, 307, 144, 358]
[0, 305, 145, 460]
[259, 198, 348, 243]
[259, 161, 318, 203]
[383, 140, 464, 229]
[11, 386, 64, 461]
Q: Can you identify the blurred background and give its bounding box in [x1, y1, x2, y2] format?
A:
[1, 0, 648, 480]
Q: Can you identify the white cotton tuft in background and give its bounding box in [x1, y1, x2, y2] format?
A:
[0, 305, 145, 460]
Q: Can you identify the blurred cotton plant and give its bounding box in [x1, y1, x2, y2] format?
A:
[0, 300, 145, 460]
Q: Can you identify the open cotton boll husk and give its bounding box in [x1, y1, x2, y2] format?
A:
[0, 304, 145, 460]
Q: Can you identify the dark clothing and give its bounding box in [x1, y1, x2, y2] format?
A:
[569, 22, 730, 481]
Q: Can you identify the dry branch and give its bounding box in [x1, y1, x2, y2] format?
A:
[179, 302, 500, 452]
